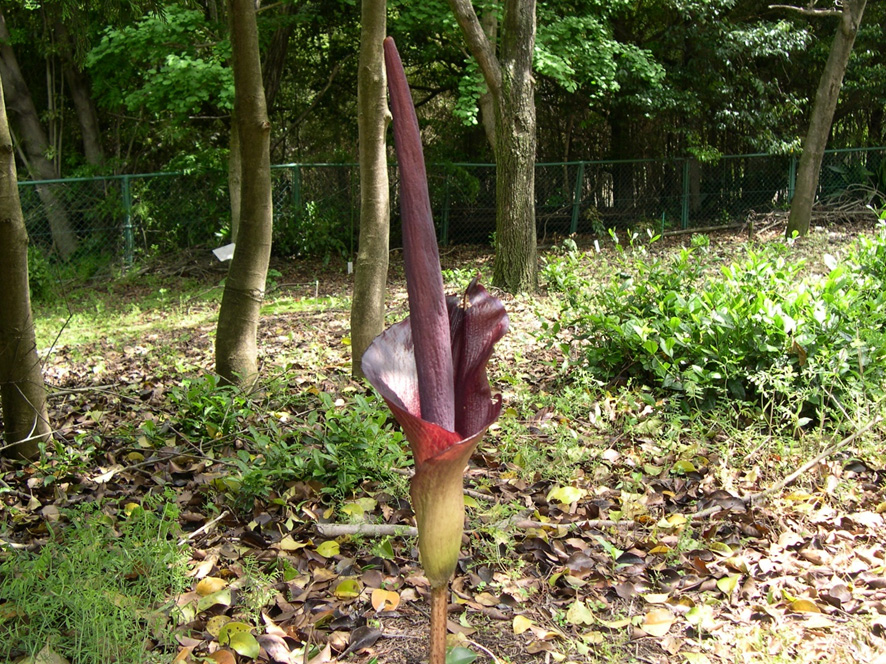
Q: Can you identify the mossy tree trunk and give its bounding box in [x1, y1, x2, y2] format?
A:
[0, 71, 51, 460]
[215, 0, 273, 388]
[350, 0, 390, 378]
[447, 0, 538, 293]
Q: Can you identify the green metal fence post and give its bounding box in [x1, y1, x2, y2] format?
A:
[681, 159, 690, 229]
[122, 175, 134, 266]
[441, 172, 451, 245]
[570, 161, 585, 234]
[788, 155, 797, 201]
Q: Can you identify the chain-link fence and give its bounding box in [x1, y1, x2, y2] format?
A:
[20, 147, 886, 269]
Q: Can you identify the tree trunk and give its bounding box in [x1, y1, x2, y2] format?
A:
[215, 0, 273, 388]
[0, 71, 51, 460]
[350, 0, 390, 379]
[55, 21, 103, 167]
[447, 0, 538, 293]
[786, 0, 867, 237]
[262, 3, 297, 113]
[477, 11, 497, 151]
[0, 12, 77, 259]
[228, 109, 242, 243]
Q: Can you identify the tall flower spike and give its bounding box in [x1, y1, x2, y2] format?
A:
[364, 36, 509, 664]
[363, 37, 509, 589]
[383, 37, 454, 432]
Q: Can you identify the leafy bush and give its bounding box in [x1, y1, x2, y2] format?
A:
[540, 226, 886, 423]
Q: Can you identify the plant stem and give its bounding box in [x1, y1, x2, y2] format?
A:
[429, 584, 448, 664]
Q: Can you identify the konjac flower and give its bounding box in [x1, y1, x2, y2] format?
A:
[362, 37, 509, 590]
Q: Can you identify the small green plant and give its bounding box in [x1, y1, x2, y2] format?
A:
[0, 499, 189, 663]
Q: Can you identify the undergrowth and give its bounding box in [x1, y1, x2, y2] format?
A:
[0, 497, 188, 663]
[539, 225, 886, 432]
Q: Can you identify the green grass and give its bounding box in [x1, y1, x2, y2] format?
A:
[0, 498, 189, 663]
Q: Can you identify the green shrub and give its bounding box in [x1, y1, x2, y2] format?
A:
[540, 225, 886, 423]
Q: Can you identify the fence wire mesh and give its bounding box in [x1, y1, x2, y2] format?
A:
[19, 147, 885, 269]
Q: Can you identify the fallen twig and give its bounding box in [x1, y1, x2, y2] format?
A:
[179, 510, 230, 546]
[315, 523, 418, 538]
[747, 416, 883, 506]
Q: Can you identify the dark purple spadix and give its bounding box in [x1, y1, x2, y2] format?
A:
[383, 36, 454, 432]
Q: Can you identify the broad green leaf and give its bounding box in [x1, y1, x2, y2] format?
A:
[671, 459, 697, 475]
[446, 646, 478, 664]
[716, 575, 740, 595]
[229, 632, 260, 658]
[334, 578, 362, 599]
[206, 615, 231, 637]
[316, 540, 340, 557]
[196, 588, 232, 612]
[218, 621, 253, 643]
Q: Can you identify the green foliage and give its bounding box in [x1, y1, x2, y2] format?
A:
[27, 246, 56, 303]
[274, 200, 351, 263]
[165, 376, 409, 513]
[540, 227, 886, 425]
[86, 6, 233, 118]
[0, 499, 188, 663]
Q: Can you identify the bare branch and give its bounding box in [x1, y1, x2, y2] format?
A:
[768, 4, 842, 17]
[445, 0, 502, 94]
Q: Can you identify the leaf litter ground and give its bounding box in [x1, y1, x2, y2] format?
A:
[3, 222, 886, 664]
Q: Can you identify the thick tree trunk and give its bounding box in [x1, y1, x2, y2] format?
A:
[0, 73, 51, 460]
[447, 0, 538, 293]
[786, 0, 867, 237]
[350, 0, 390, 379]
[0, 12, 77, 259]
[215, 0, 273, 387]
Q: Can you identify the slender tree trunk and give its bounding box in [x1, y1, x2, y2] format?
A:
[228, 109, 242, 243]
[447, 0, 538, 293]
[477, 11, 497, 150]
[0, 12, 77, 259]
[215, 0, 273, 387]
[262, 3, 297, 113]
[786, 0, 867, 237]
[350, 0, 390, 378]
[55, 22, 103, 167]
[0, 72, 51, 460]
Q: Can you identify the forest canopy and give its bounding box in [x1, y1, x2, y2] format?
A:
[0, 0, 883, 178]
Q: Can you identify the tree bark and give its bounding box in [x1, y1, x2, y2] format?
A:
[350, 0, 390, 379]
[0, 71, 51, 460]
[55, 21, 103, 167]
[447, 0, 538, 293]
[786, 0, 867, 237]
[0, 12, 78, 259]
[262, 3, 298, 113]
[477, 10, 497, 150]
[228, 108, 242, 243]
[215, 0, 273, 388]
